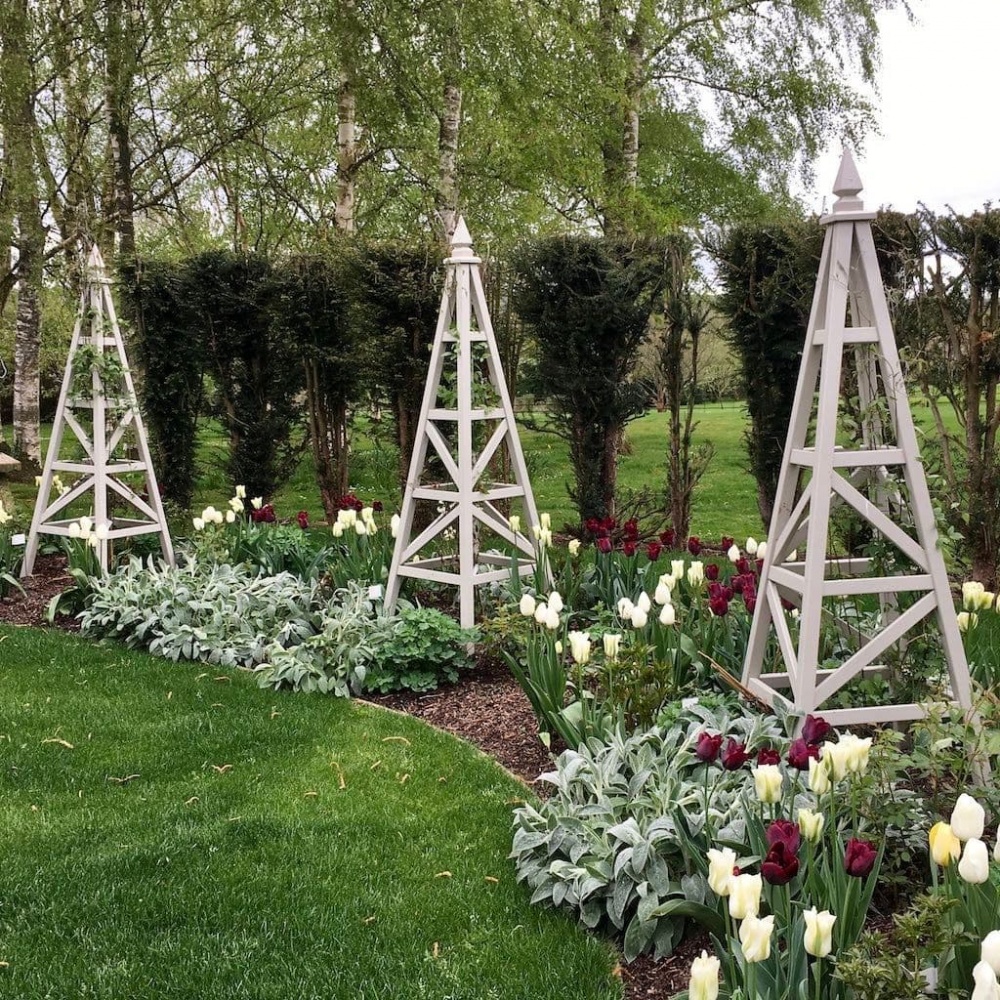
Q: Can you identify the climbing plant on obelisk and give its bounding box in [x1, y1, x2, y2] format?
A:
[23, 246, 174, 576]
[741, 150, 972, 727]
[385, 220, 542, 627]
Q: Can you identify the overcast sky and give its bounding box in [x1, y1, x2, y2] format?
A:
[805, 0, 1000, 215]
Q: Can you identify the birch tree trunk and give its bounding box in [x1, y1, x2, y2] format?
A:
[335, 69, 356, 233]
[13, 273, 41, 462]
[437, 80, 462, 239]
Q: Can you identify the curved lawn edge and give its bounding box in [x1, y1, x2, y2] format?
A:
[0, 626, 623, 1000]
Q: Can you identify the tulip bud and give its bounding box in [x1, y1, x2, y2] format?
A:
[636, 591, 652, 613]
[928, 821, 961, 867]
[603, 633, 621, 661]
[963, 581, 986, 610]
[745, 537, 758, 556]
[95, 522, 110, 540]
[390, 513, 401, 538]
[568, 539, 581, 556]
[533, 602, 549, 625]
[617, 597, 634, 619]
[687, 561, 705, 587]
[539, 527, 553, 548]
[958, 611, 979, 632]
[226, 509, 236, 524]
[519, 593, 536, 617]
[727, 544, 741, 563]
[235, 485, 247, 499]
[629, 606, 648, 629]
[728, 873, 762, 920]
[568, 630, 591, 665]
[670, 559, 685, 580]
[80, 516, 93, 533]
[808, 756, 831, 795]
[540, 512, 551, 530]
[332, 522, 344, 538]
[959, 838, 991, 884]
[659, 603, 676, 626]
[508, 514, 521, 533]
[951, 793, 986, 841]
[972, 960, 1000, 1000]
[821, 740, 848, 781]
[192, 517, 205, 532]
[803, 907, 836, 958]
[355, 520, 367, 536]
[756, 541, 767, 560]
[543, 606, 561, 630]
[547, 591, 564, 614]
[798, 808, 825, 843]
[982, 932, 1000, 976]
[554, 640, 563, 655]
[688, 950, 720, 1000]
[707, 847, 737, 897]
[753, 764, 783, 804]
[654, 582, 672, 606]
[738, 913, 774, 962]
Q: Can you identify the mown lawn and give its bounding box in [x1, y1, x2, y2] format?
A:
[0, 627, 621, 1000]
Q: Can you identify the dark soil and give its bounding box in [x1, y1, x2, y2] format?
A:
[0, 566, 690, 999]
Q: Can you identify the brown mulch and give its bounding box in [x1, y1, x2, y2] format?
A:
[1, 568, 689, 1000]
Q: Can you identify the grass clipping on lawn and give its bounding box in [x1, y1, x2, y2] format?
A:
[0, 626, 621, 1000]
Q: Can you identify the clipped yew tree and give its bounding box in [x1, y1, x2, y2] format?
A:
[514, 236, 668, 527]
[188, 251, 304, 500]
[713, 221, 822, 526]
[267, 252, 360, 521]
[120, 259, 206, 509]
[352, 241, 444, 494]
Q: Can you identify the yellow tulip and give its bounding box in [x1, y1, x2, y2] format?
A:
[928, 821, 961, 867]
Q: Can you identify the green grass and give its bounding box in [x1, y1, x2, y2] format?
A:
[2, 397, 963, 549]
[0, 627, 621, 1000]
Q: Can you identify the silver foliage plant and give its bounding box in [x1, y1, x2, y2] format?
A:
[510, 700, 783, 962]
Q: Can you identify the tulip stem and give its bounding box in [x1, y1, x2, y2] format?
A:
[814, 957, 823, 1000]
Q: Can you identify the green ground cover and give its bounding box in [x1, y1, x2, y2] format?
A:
[0, 627, 621, 1000]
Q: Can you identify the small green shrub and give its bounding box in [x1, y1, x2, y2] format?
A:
[366, 606, 478, 694]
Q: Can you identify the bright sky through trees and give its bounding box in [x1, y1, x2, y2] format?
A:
[808, 0, 1000, 213]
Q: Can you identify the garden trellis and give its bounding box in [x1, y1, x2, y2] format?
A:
[385, 220, 542, 628]
[22, 246, 174, 575]
[741, 150, 973, 727]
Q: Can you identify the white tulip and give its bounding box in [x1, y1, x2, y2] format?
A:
[332, 522, 344, 538]
[951, 793, 987, 842]
[728, 873, 762, 920]
[654, 582, 672, 606]
[972, 961, 1000, 1000]
[959, 839, 991, 884]
[727, 544, 741, 563]
[533, 601, 549, 625]
[69, 522, 82, 539]
[540, 512, 551, 530]
[548, 591, 564, 614]
[235, 485, 247, 499]
[687, 561, 704, 586]
[745, 537, 758, 556]
[808, 756, 831, 795]
[738, 913, 774, 962]
[355, 520, 367, 536]
[80, 516, 93, 533]
[707, 847, 737, 897]
[390, 513, 401, 538]
[617, 597, 635, 619]
[688, 950, 720, 1000]
[508, 514, 521, 533]
[251, 496, 263, 510]
[95, 523, 109, 540]
[568, 539, 581, 556]
[670, 559, 685, 580]
[756, 541, 767, 560]
[982, 931, 1000, 976]
[753, 764, 783, 804]
[519, 593, 537, 617]
[629, 606, 648, 629]
[659, 603, 676, 626]
[803, 908, 837, 958]
[636, 591, 651, 613]
[226, 509, 236, 524]
[603, 633, 621, 660]
[543, 606, 561, 630]
[568, 630, 591, 665]
[192, 517, 204, 532]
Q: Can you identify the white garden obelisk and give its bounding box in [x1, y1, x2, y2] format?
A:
[741, 151, 972, 726]
[22, 246, 174, 575]
[385, 220, 542, 627]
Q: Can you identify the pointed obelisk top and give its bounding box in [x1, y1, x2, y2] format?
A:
[446, 216, 480, 264]
[831, 147, 865, 213]
[86, 244, 111, 283]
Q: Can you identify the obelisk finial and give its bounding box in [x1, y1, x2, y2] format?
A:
[832, 147, 864, 213]
[446, 217, 479, 263]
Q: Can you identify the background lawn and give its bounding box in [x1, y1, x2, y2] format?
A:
[0, 627, 622, 1000]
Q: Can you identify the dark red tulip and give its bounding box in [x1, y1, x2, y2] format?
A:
[744, 595, 757, 614]
[802, 715, 833, 746]
[757, 747, 781, 766]
[844, 839, 877, 878]
[695, 732, 724, 762]
[709, 595, 730, 617]
[372, 500, 384, 512]
[736, 557, 752, 576]
[705, 563, 720, 581]
[585, 518, 601, 536]
[646, 541, 663, 562]
[597, 537, 612, 554]
[721, 739, 750, 770]
[296, 510, 309, 529]
[660, 528, 676, 547]
[720, 536, 735, 551]
[622, 540, 637, 557]
[687, 536, 702, 556]
[787, 738, 821, 771]
[762, 842, 799, 885]
[766, 819, 801, 856]
[624, 519, 639, 541]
